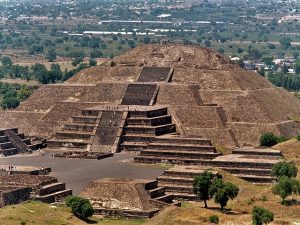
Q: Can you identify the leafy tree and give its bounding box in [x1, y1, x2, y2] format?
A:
[271, 161, 298, 179]
[272, 176, 300, 204]
[252, 206, 274, 225]
[49, 64, 62, 82]
[210, 179, 239, 211]
[279, 37, 292, 50]
[143, 36, 151, 44]
[89, 59, 97, 66]
[260, 133, 278, 147]
[294, 60, 300, 74]
[193, 171, 214, 208]
[90, 49, 103, 58]
[65, 196, 94, 221]
[1, 56, 12, 67]
[31, 63, 50, 84]
[204, 39, 211, 47]
[46, 48, 57, 62]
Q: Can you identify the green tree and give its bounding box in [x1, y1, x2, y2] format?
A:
[271, 161, 298, 179]
[89, 59, 97, 66]
[209, 178, 239, 211]
[260, 133, 278, 147]
[46, 48, 57, 62]
[1, 56, 12, 67]
[252, 206, 274, 225]
[279, 37, 292, 50]
[193, 171, 214, 208]
[294, 60, 300, 74]
[272, 176, 300, 204]
[65, 196, 94, 221]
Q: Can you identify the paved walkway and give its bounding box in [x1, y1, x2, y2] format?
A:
[0, 152, 164, 194]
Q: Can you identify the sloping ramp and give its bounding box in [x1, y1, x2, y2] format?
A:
[137, 67, 171, 82]
[91, 111, 123, 152]
[121, 84, 158, 105]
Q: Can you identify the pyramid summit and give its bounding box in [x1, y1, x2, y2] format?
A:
[1, 44, 300, 148]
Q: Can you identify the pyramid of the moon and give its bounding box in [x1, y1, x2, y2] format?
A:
[1, 44, 300, 148]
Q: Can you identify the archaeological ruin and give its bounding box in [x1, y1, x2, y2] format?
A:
[1, 44, 300, 216]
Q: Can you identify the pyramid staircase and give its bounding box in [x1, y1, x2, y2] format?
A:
[145, 180, 179, 206]
[156, 166, 219, 201]
[47, 109, 101, 149]
[118, 107, 221, 163]
[30, 178, 72, 203]
[210, 147, 282, 183]
[0, 128, 40, 156]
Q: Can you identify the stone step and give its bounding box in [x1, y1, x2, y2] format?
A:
[209, 160, 275, 169]
[157, 176, 194, 185]
[22, 138, 31, 145]
[234, 174, 275, 183]
[233, 149, 283, 157]
[154, 194, 173, 203]
[38, 182, 66, 196]
[127, 115, 172, 126]
[147, 143, 216, 152]
[125, 124, 176, 135]
[128, 107, 168, 118]
[29, 144, 39, 151]
[82, 109, 100, 117]
[134, 155, 211, 165]
[120, 142, 148, 151]
[218, 167, 272, 176]
[72, 116, 98, 124]
[148, 187, 166, 198]
[0, 142, 13, 149]
[121, 134, 156, 143]
[163, 170, 207, 179]
[167, 192, 198, 201]
[56, 131, 93, 139]
[0, 148, 18, 156]
[47, 139, 89, 148]
[0, 136, 9, 142]
[140, 149, 221, 159]
[154, 137, 212, 145]
[34, 189, 72, 203]
[64, 123, 96, 132]
[158, 183, 193, 194]
[144, 180, 158, 190]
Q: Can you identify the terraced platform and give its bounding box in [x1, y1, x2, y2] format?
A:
[156, 166, 219, 200]
[0, 128, 41, 156]
[0, 172, 72, 205]
[80, 178, 180, 218]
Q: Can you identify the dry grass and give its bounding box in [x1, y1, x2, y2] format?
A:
[0, 201, 144, 225]
[273, 139, 300, 179]
[146, 169, 300, 225]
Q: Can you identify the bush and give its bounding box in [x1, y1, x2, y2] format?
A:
[272, 176, 300, 204]
[252, 206, 274, 225]
[208, 215, 219, 224]
[259, 133, 278, 147]
[271, 161, 298, 179]
[65, 196, 94, 221]
[296, 133, 300, 141]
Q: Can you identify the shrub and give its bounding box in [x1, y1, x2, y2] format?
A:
[277, 136, 287, 143]
[260, 133, 278, 147]
[252, 206, 274, 225]
[65, 196, 94, 221]
[271, 161, 298, 179]
[208, 215, 219, 224]
[296, 133, 300, 141]
[272, 176, 300, 204]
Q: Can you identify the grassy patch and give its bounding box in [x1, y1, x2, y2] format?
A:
[0, 201, 145, 225]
